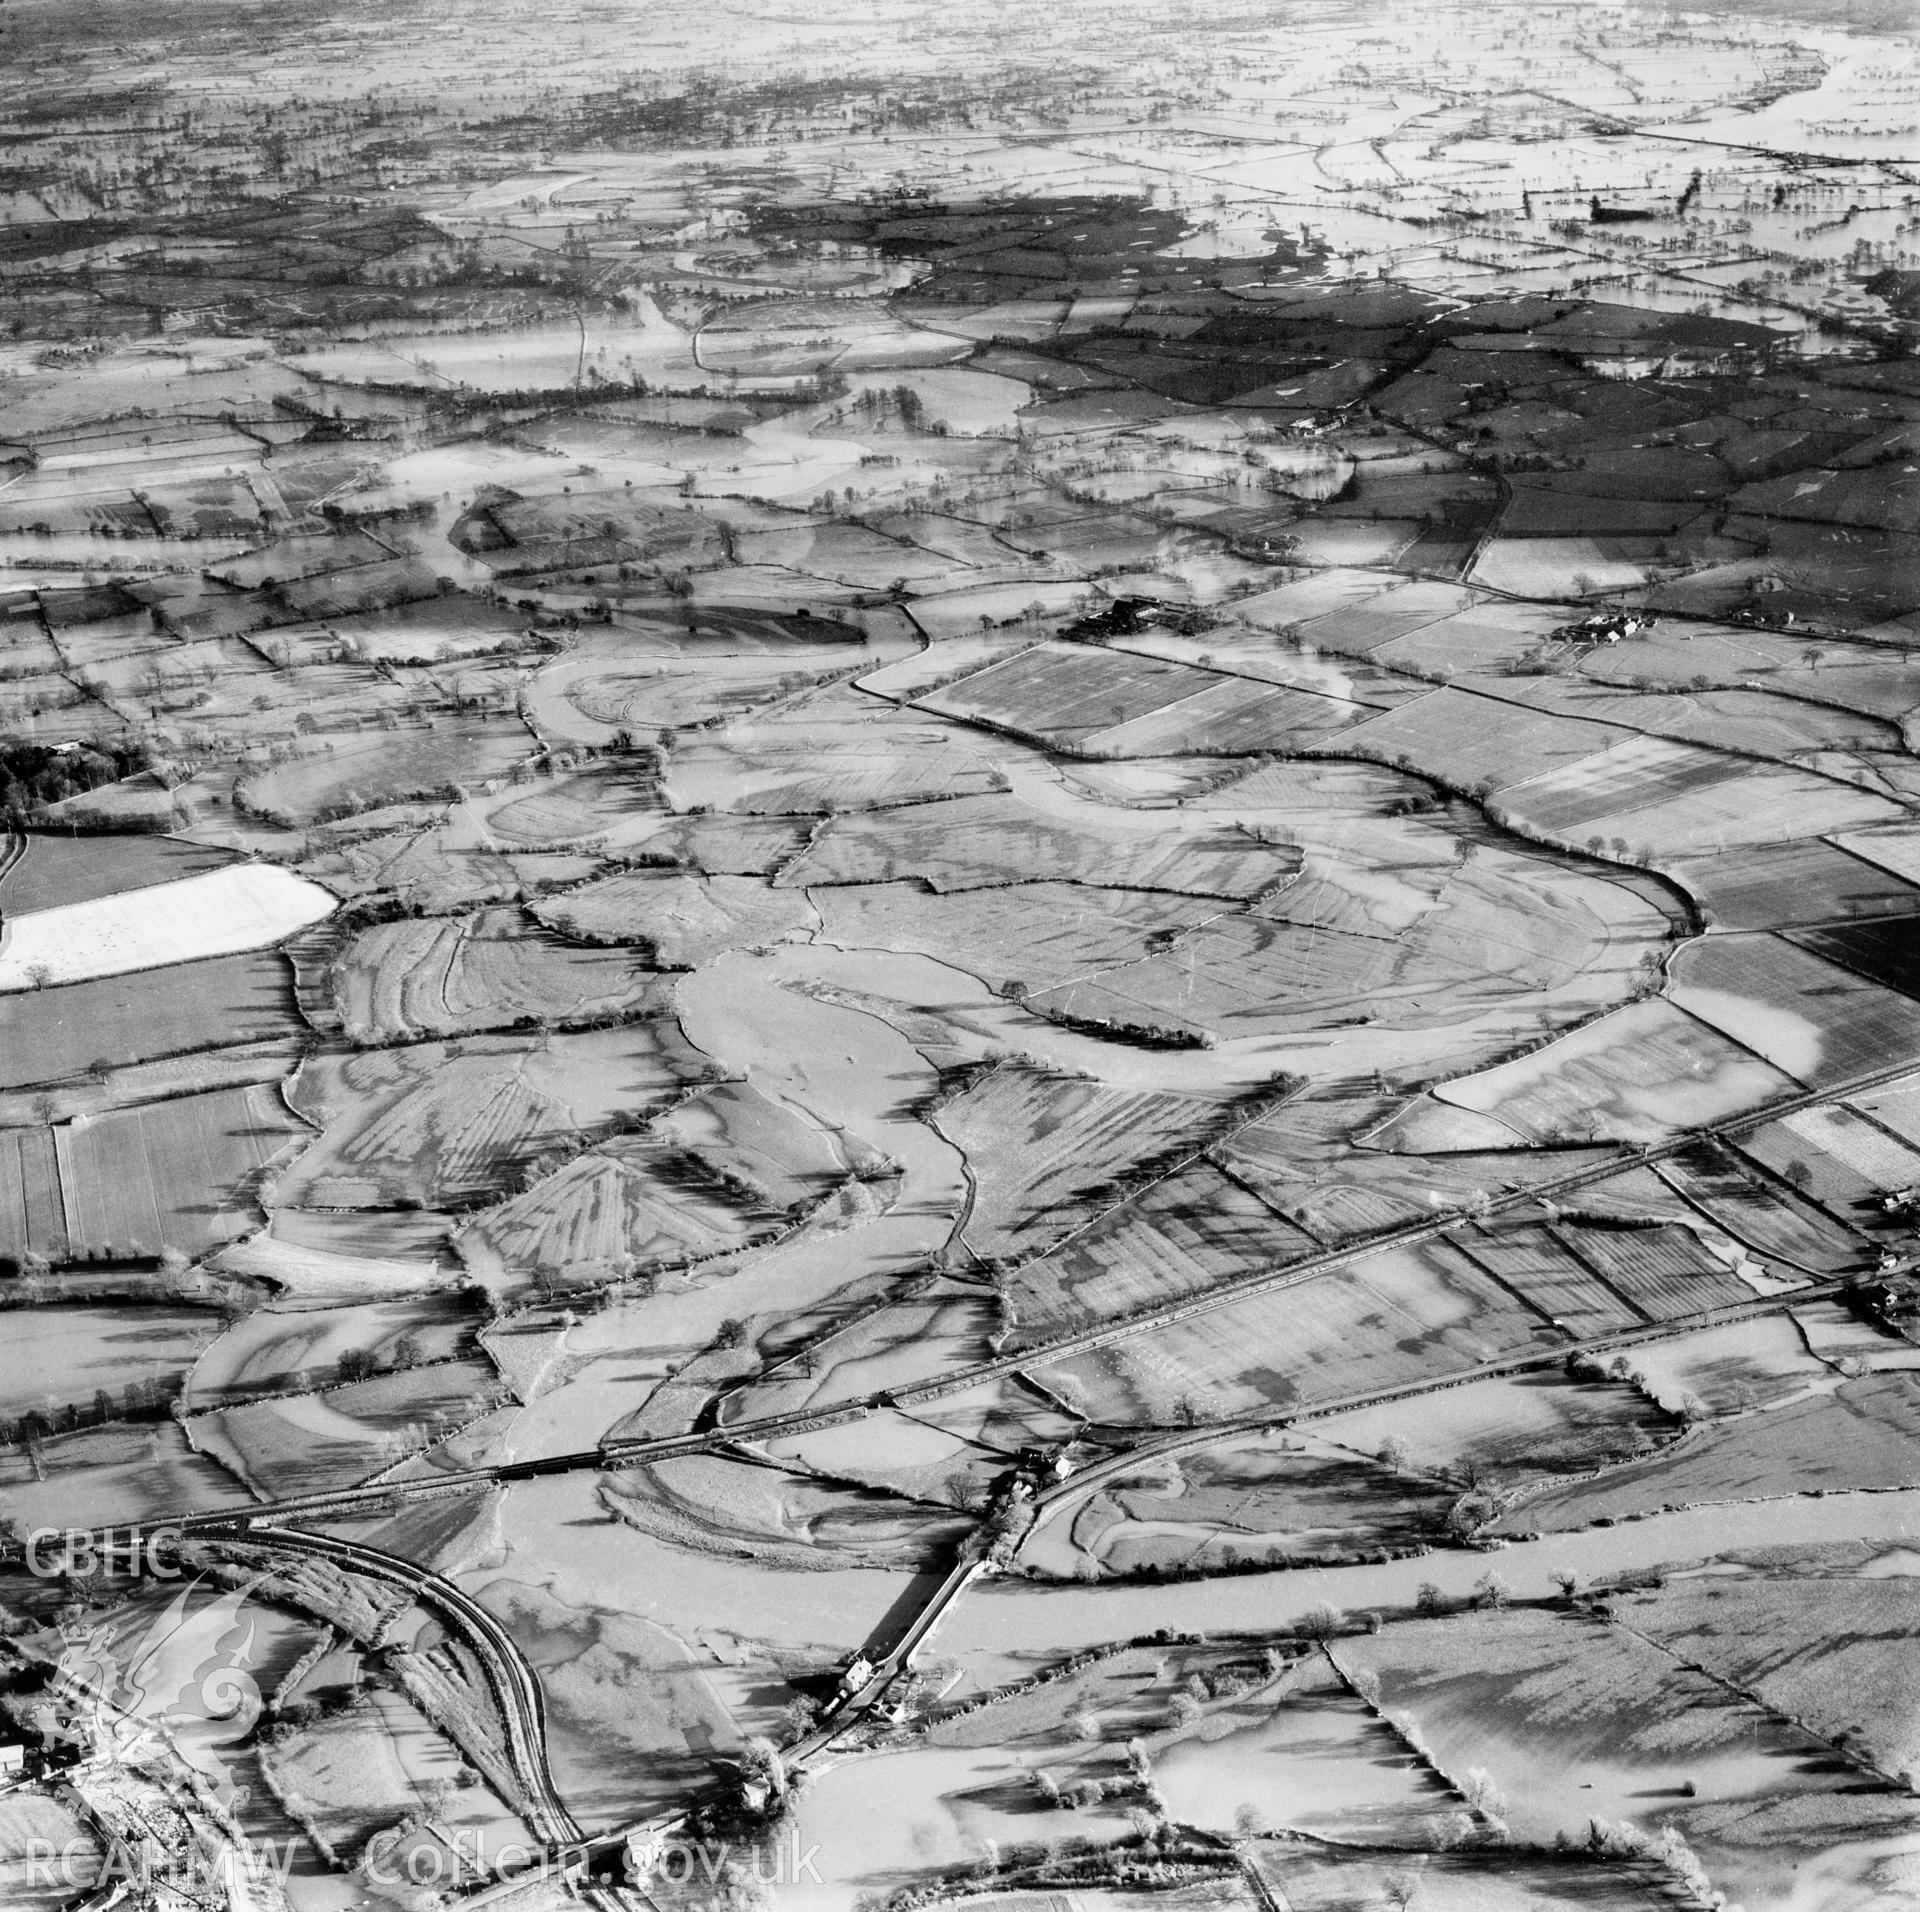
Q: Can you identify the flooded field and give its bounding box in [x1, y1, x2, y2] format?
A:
[5, 0, 1920, 1906]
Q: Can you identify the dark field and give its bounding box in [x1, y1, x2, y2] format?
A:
[0, 952, 302, 1088]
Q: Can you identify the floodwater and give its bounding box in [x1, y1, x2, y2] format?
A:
[931, 1488, 1920, 1694]
[1151, 1663, 1453, 1843]
[462, 1469, 925, 1662]
[781, 1741, 1137, 1911]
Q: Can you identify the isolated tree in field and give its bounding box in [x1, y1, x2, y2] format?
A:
[1378, 1433, 1410, 1472]
[1475, 1571, 1512, 1610]
[1297, 1600, 1342, 1640]
[24, 962, 52, 991]
[1415, 1582, 1446, 1616]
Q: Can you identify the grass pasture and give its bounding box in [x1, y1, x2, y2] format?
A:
[278, 1026, 700, 1210]
[917, 640, 1205, 740]
[237, 716, 533, 824]
[58, 1082, 309, 1260]
[1575, 763, 1900, 859]
[1330, 1609, 1887, 1906]
[324, 592, 535, 664]
[652, 1079, 854, 1209]
[195, 1353, 506, 1499]
[1248, 1847, 1674, 1912]
[760, 1286, 999, 1419]
[562, 655, 843, 733]
[935, 1064, 1246, 1265]
[533, 871, 814, 967]
[1669, 934, 1920, 1088]
[185, 1291, 478, 1407]
[0, 1794, 103, 1909]
[1736, 1104, 1920, 1219]
[1005, 1160, 1316, 1346]
[1323, 1365, 1677, 1487]
[1136, 628, 1427, 709]
[1289, 577, 1481, 652]
[1626, 1574, 1920, 1781]
[213, 1229, 460, 1307]
[1553, 1223, 1753, 1322]
[1149, 1654, 1464, 1848]
[0, 1418, 245, 1528]
[1060, 1437, 1454, 1576]
[478, 761, 660, 847]
[1021, 918, 1382, 1045]
[1452, 1223, 1641, 1335]
[1082, 673, 1377, 757]
[333, 905, 660, 1042]
[1372, 603, 1574, 677]
[1501, 1371, 1920, 1533]
[760, 1399, 995, 1509]
[1676, 839, 1920, 932]
[1471, 536, 1662, 597]
[1605, 1312, 1831, 1420]
[1432, 998, 1798, 1146]
[470, 1571, 751, 1831]
[1537, 683, 1900, 764]
[652, 814, 812, 874]
[0, 1304, 217, 1424]
[1221, 1105, 1617, 1242]
[1846, 1073, 1920, 1151]
[1795, 915, 1920, 1005]
[813, 879, 1234, 999]
[663, 730, 1007, 815]
[1655, 1146, 1863, 1276]
[1039, 1239, 1557, 1425]
[779, 792, 1290, 899]
[275, 554, 441, 619]
[462, 1134, 787, 1292]
[0, 1125, 65, 1264]
[1035, 841, 1658, 1046]
[1341, 688, 1622, 794]
[261, 1691, 472, 1858]
[0, 832, 230, 914]
[1494, 732, 1747, 836]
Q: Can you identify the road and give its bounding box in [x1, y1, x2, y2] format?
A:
[107, 1038, 1903, 1560]
[15, 1036, 1911, 1867]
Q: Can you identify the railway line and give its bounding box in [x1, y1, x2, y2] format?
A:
[13, 1042, 1915, 1876]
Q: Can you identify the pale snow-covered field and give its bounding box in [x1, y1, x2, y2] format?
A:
[0, 862, 336, 990]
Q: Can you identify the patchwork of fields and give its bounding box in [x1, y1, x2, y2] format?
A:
[3, 3, 1920, 1909]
